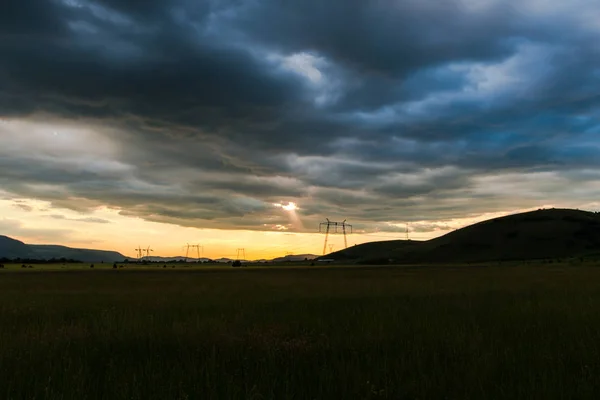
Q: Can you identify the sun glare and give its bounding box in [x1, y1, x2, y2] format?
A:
[273, 201, 299, 211]
[282, 202, 298, 211]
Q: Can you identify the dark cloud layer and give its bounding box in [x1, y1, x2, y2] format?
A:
[1, 0, 600, 233]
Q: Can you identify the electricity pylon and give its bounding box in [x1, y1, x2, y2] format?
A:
[135, 246, 143, 260]
[319, 219, 352, 255]
[236, 248, 246, 260]
[144, 246, 153, 259]
[185, 244, 203, 261]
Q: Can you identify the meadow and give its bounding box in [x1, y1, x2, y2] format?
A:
[2, 263, 600, 399]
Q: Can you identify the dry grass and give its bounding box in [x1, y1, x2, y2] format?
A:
[1, 264, 600, 399]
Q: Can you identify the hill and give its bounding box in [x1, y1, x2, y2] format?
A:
[0, 236, 34, 259]
[0, 235, 128, 262]
[326, 208, 600, 264]
[271, 254, 319, 262]
[323, 240, 420, 262]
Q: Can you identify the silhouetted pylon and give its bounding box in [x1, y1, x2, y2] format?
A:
[236, 248, 246, 260]
[144, 246, 154, 259]
[319, 219, 352, 255]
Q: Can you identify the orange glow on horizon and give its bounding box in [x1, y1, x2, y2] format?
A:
[3, 197, 595, 260]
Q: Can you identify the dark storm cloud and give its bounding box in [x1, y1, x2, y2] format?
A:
[1, 0, 306, 133]
[1, 0, 600, 232]
[236, 0, 517, 76]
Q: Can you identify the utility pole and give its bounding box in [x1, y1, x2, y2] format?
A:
[319, 219, 353, 255]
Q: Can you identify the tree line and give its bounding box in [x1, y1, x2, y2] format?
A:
[0, 257, 83, 264]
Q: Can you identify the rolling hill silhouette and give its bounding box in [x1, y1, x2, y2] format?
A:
[0, 235, 127, 262]
[0, 236, 32, 259]
[325, 208, 600, 264]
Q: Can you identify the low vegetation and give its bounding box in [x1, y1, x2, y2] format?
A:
[2, 264, 600, 399]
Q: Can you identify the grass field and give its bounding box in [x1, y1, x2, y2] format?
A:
[2, 264, 600, 399]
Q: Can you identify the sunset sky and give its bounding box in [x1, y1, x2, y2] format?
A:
[1, 0, 600, 259]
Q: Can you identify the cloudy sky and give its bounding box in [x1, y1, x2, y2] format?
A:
[1, 0, 600, 258]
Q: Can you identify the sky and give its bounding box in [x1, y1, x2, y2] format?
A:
[1, 0, 600, 259]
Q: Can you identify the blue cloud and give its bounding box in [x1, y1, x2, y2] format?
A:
[1, 0, 599, 230]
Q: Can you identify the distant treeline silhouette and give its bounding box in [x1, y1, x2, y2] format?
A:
[125, 259, 223, 264]
[0, 257, 83, 264]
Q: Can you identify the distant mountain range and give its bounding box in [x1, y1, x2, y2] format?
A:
[141, 256, 212, 263]
[323, 208, 600, 264]
[271, 254, 318, 262]
[0, 235, 128, 263]
[133, 253, 318, 263]
[0, 235, 319, 263]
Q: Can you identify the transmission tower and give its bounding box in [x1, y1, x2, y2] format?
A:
[319, 218, 353, 255]
[134, 246, 143, 260]
[184, 244, 190, 262]
[236, 248, 246, 261]
[184, 243, 202, 261]
[184, 244, 203, 261]
[144, 246, 153, 259]
[195, 245, 204, 259]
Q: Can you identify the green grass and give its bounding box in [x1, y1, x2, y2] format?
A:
[2, 264, 600, 399]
